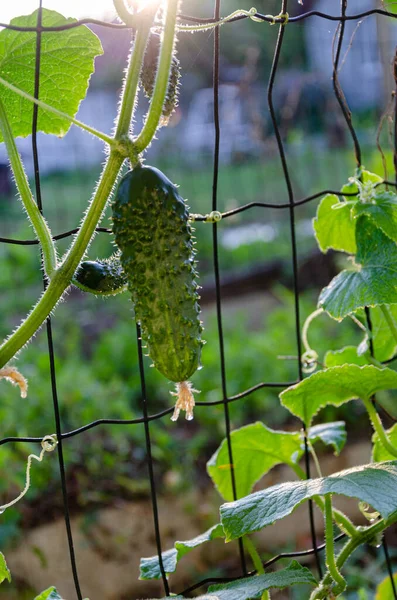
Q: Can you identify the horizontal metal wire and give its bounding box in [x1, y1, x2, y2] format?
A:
[0, 380, 296, 446]
[0, 7, 396, 33]
[0, 187, 366, 245]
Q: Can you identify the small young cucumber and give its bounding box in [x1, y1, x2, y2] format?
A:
[73, 254, 127, 296]
[112, 165, 203, 420]
[140, 33, 181, 124]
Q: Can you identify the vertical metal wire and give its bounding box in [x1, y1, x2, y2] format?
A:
[383, 536, 397, 598]
[211, 0, 247, 576]
[136, 323, 170, 596]
[32, 4, 83, 599]
[266, 0, 323, 579]
[332, 0, 362, 168]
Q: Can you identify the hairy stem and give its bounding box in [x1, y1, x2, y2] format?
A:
[134, 0, 180, 152]
[324, 494, 346, 594]
[290, 463, 357, 537]
[0, 98, 57, 276]
[243, 536, 265, 575]
[0, 77, 115, 147]
[0, 151, 124, 368]
[115, 1, 161, 138]
[113, 0, 137, 25]
[363, 396, 397, 458]
[311, 519, 388, 599]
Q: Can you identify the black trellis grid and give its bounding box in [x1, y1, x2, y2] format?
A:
[0, 2, 397, 598]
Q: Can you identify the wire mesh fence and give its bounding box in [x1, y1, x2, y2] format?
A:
[0, 1, 397, 598]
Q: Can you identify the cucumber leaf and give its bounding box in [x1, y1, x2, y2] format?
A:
[34, 588, 62, 600]
[375, 573, 397, 599]
[220, 461, 397, 541]
[0, 552, 10, 584]
[139, 524, 224, 580]
[372, 423, 397, 463]
[308, 421, 346, 455]
[207, 423, 302, 501]
[313, 194, 356, 254]
[319, 217, 397, 320]
[206, 561, 317, 598]
[341, 169, 383, 197]
[156, 562, 316, 599]
[280, 365, 397, 426]
[0, 9, 103, 140]
[324, 346, 367, 367]
[353, 191, 397, 244]
[357, 305, 397, 362]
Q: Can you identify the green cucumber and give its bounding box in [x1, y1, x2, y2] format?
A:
[73, 254, 127, 296]
[112, 165, 203, 420]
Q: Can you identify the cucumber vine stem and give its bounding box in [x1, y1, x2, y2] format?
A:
[115, 2, 160, 139]
[289, 463, 357, 538]
[362, 396, 397, 458]
[134, 0, 180, 152]
[310, 518, 389, 599]
[0, 98, 57, 277]
[0, 77, 115, 148]
[113, 0, 138, 26]
[0, 151, 124, 368]
[324, 494, 347, 594]
[243, 536, 265, 575]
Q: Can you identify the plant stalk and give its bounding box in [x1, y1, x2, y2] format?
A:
[0, 98, 57, 276]
[134, 0, 180, 152]
[310, 519, 389, 599]
[290, 463, 357, 538]
[243, 536, 265, 575]
[324, 494, 346, 594]
[115, 2, 160, 138]
[0, 151, 124, 368]
[363, 396, 397, 458]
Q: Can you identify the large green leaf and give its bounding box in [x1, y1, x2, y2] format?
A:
[324, 346, 367, 367]
[0, 553, 10, 585]
[280, 365, 397, 426]
[220, 461, 397, 541]
[139, 524, 224, 580]
[157, 562, 316, 599]
[0, 9, 103, 140]
[313, 194, 356, 254]
[207, 423, 302, 501]
[206, 562, 317, 598]
[34, 588, 62, 600]
[308, 421, 346, 456]
[319, 217, 397, 320]
[384, 1, 397, 15]
[357, 305, 397, 362]
[372, 423, 397, 463]
[353, 191, 397, 244]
